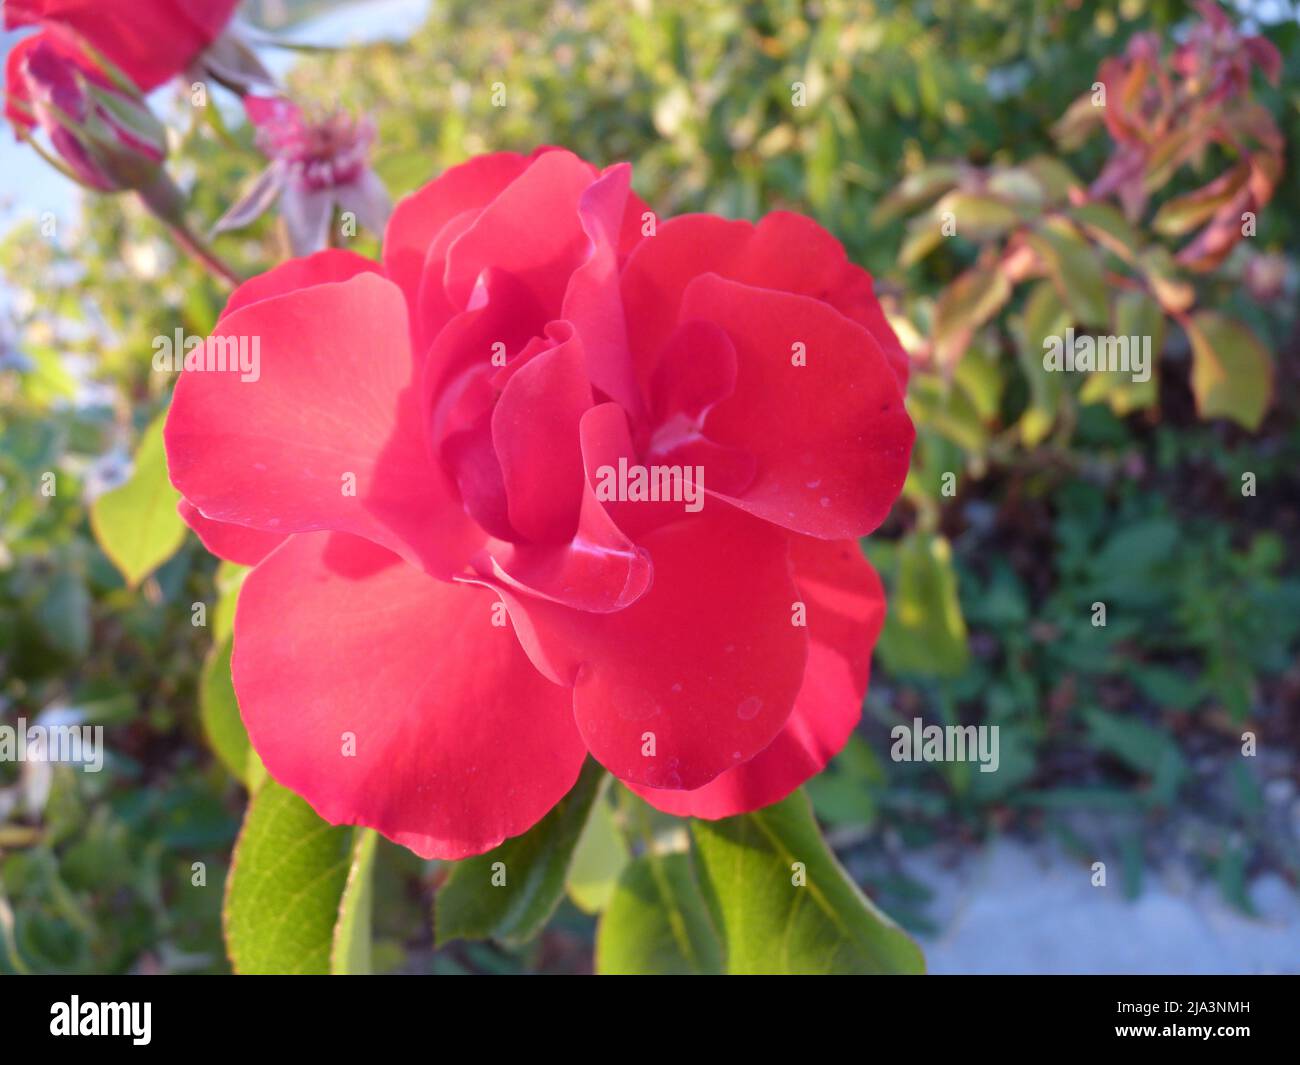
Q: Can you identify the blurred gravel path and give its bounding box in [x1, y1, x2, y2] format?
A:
[906, 838, 1300, 974]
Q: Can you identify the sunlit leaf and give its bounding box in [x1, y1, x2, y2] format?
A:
[874, 531, 969, 677]
[1186, 312, 1272, 431]
[932, 263, 1012, 367]
[89, 412, 185, 587]
[595, 852, 722, 975]
[690, 790, 924, 974]
[1026, 218, 1109, 328]
[199, 636, 252, 786]
[567, 799, 628, 915]
[224, 781, 354, 975]
[330, 829, 379, 975]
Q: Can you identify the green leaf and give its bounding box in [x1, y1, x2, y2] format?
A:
[35, 567, 91, 659]
[595, 852, 723, 975]
[566, 799, 628, 914]
[1027, 218, 1109, 328]
[1013, 280, 1070, 446]
[1079, 289, 1163, 415]
[807, 735, 884, 828]
[932, 264, 1012, 367]
[985, 166, 1046, 210]
[875, 531, 969, 677]
[435, 759, 605, 947]
[1021, 156, 1082, 203]
[199, 636, 252, 786]
[690, 790, 924, 974]
[330, 829, 379, 975]
[1138, 247, 1195, 314]
[1152, 165, 1248, 238]
[223, 780, 354, 975]
[873, 163, 960, 223]
[89, 412, 185, 587]
[937, 190, 1022, 240]
[213, 561, 249, 645]
[899, 211, 945, 267]
[1070, 202, 1142, 262]
[1185, 312, 1273, 431]
[907, 374, 988, 453]
[1083, 709, 1187, 806]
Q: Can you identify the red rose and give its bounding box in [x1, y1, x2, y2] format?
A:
[4, 0, 242, 91]
[165, 148, 913, 858]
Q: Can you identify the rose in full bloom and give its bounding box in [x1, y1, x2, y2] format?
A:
[165, 148, 914, 858]
[4, 0, 245, 92]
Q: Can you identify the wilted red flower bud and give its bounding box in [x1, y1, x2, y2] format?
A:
[4, 31, 167, 191]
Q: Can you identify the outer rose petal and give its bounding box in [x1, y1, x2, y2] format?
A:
[443, 149, 599, 315]
[469, 506, 808, 791]
[233, 532, 587, 859]
[164, 273, 479, 577]
[680, 273, 913, 539]
[631, 538, 885, 818]
[382, 150, 536, 343]
[621, 211, 910, 388]
[177, 499, 284, 566]
[217, 248, 383, 322]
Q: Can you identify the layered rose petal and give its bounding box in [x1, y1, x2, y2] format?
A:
[443, 149, 599, 316]
[676, 274, 913, 539]
[469, 401, 653, 614]
[560, 163, 644, 419]
[165, 272, 480, 577]
[429, 306, 651, 612]
[617, 186, 654, 261]
[471, 506, 808, 791]
[632, 537, 884, 817]
[645, 319, 757, 500]
[177, 499, 284, 566]
[233, 532, 587, 859]
[621, 211, 911, 390]
[491, 322, 592, 543]
[383, 150, 537, 348]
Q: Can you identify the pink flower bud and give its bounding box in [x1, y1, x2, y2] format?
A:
[5, 31, 167, 192]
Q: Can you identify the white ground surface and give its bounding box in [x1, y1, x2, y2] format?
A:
[904, 838, 1300, 974]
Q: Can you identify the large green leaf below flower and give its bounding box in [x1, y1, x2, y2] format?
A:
[690, 790, 925, 974]
[224, 780, 372, 975]
[435, 759, 606, 947]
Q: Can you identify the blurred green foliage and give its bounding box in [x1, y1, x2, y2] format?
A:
[1, 0, 1297, 972]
